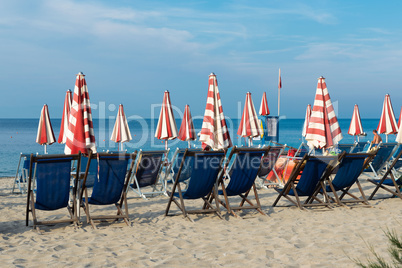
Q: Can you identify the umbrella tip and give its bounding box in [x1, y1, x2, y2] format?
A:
[77, 72, 85, 76]
[318, 76, 325, 79]
[209, 72, 215, 76]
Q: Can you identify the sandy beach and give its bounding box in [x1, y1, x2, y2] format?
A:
[1, 175, 401, 267]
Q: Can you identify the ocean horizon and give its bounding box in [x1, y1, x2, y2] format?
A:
[0, 118, 389, 177]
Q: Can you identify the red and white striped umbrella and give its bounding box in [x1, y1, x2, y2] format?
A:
[64, 72, 97, 155]
[36, 104, 56, 154]
[111, 104, 132, 151]
[301, 104, 312, 138]
[155, 90, 178, 149]
[238, 92, 261, 146]
[58, 90, 72, 144]
[178, 104, 196, 148]
[377, 94, 397, 142]
[348, 104, 364, 141]
[199, 73, 232, 150]
[396, 114, 402, 143]
[259, 92, 270, 116]
[305, 76, 343, 149]
[397, 107, 402, 128]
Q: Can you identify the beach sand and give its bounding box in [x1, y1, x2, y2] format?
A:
[1, 176, 401, 267]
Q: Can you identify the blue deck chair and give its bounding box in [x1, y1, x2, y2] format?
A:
[26, 153, 81, 230]
[387, 144, 402, 174]
[79, 155, 98, 188]
[295, 142, 310, 157]
[256, 145, 285, 188]
[337, 143, 356, 153]
[165, 149, 226, 222]
[12, 153, 32, 194]
[368, 147, 402, 200]
[311, 152, 376, 207]
[164, 148, 201, 190]
[80, 152, 137, 228]
[128, 150, 168, 199]
[364, 143, 398, 179]
[215, 146, 271, 217]
[272, 155, 337, 210]
[351, 141, 370, 153]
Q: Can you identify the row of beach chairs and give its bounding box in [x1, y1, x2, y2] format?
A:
[19, 141, 402, 230]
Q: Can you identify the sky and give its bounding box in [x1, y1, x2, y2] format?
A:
[1, 0, 402, 120]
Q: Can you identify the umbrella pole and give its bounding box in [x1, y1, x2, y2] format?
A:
[120, 142, 123, 151]
[165, 140, 168, 151]
[44, 144, 47, 154]
[249, 137, 253, 147]
[386, 134, 388, 143]
[188, 140, 191, 149]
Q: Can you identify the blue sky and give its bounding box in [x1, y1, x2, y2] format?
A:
[1, 0, 401, 119]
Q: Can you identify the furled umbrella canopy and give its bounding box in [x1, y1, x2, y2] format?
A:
[398, 107, 402, 129]
[259, 92, 270, 116]
[199, 73, 232, 150]
[301, 104, 312, 138]
[348, 104, 364, 141]
[155, 90, 178, 149]
[305, 76, 343, 149]
[396, 115, 402, 143]
[111, 104, 132, 151]
[58, 89, 72, 144]
[36, 104, 56, 154]
[377, 94, 398, 142]
[178, 104, 196, 148]
[64, 72, 97, 155]
[238, 92, 261, 146]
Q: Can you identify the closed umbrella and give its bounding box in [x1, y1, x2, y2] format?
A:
[58, 89, 72, 144]
[111, 104, 132, 151]
[155, 90, 178, 150]
[178, 104, 196, 148]
[348, 104, 364, 142]
[36, 104, 56, 154]
[301, 104, 312, 140]
[199, 73, 232, 150]
[397, 107, 402, 128]
[238, 92, 261, 146]
[64, 72, 97, 155]
[396, 114, 402, 143]
[305, 76, 343, 149]
[377, 94, 398, 142]
[259, 92, 270, 116]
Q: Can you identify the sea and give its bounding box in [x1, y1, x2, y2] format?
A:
[0, 118, 385, 178]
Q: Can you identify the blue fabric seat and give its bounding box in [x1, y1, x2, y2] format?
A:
[165, 148, 201, 185]
[165, 150, 225, 221]
[81, 152, 137, 228]
[128, 150, 167, 198]
[364, 143, 398, 179]
[337, 144, 356, 153]
[215, 146, 271, 217]
[351, 141, 369, 153]
[272, 155, 337, 210]
[312, 153, 376, 207]
[368, 146, 402, 200]
[12, 153, 31, 194]
[26, 153, 81, 229]
[79, 155, 98, 188]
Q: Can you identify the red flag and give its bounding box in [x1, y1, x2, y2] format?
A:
[278, 68, 282, 90]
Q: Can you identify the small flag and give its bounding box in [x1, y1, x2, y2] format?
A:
[278, 68, 282, 90]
